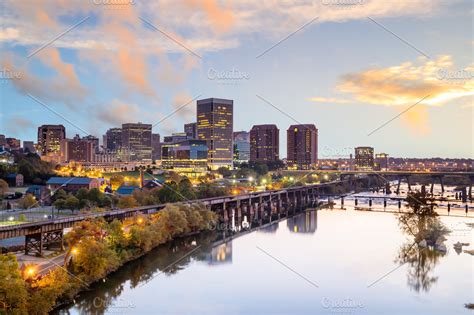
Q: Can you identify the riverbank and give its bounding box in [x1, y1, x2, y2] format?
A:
[0, 203, 218, 314]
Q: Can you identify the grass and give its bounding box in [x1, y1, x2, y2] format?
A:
[0, 220, 25, 226]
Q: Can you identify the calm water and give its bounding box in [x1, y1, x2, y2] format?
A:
[58, 192, 474, 315]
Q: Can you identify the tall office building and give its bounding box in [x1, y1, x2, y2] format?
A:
[60, 134, 94, 163]
[196, 98, 233, 169]
[249, 125, 279, 162]
[152, 133, 161, 161]
[122, 123, 152, 162]
[184, 122, 197, 139]
[0, 135, 5, 146]
[287, 124, 318, 170]
[37, 125, 66, 162]
[82, 135, 99, 153]
[104, 128, 122, 152]
[23, 141, 36, 153]
[233, 131, 250, 163]
[355, 147, 374, 170]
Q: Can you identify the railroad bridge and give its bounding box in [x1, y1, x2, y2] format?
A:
[0, 179, 359, 256]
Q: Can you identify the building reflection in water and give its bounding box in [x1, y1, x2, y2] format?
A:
[207, 242, 233, 265]
[287, 210, 318, 234]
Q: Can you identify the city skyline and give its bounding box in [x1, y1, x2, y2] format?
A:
[0, 1, 472, 159]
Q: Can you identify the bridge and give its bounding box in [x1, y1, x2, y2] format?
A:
[279, 170, 474, 198]
[0, 180, 358, 256]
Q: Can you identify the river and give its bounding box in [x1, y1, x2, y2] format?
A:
[56, 184, 473, 315]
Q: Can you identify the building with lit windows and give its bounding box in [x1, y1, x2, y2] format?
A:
[375, 153, 389, 171]
[355, 146, 375, 170]
[196, 98, 233, 170]
[287, 124, 318, 169]
[37, 124, 66, 163]
[104, 128, 122, 152]
[184, 122, 197, 139]
[233, 131, 250, 163]
[250, 125, 279, 162]
[122, 123, 152, 162]
[152, 133, 161, 162]
[60, 134, 94, 163]
[161, 139, 208, 175]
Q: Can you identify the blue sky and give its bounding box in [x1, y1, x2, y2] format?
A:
[0, 0, 472, 158]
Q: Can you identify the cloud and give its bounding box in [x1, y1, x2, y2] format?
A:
[337, 55, 474, 107]
[94, 100, 141, 126]
[0, 27, 19, 41]
[307, 97, 351, 104]
[3, 116, 35, 135]
[336, 55, 474, 135]
[0, 54, 87, 108]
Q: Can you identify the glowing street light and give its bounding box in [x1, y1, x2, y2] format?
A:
[289, 177, 294, 182]
[137, 217, 144, 224]
[261, 179, 267, 185]
[248, 176, 254, 182]
[71, 247, 78, 255]
[8, 216, 14, 221]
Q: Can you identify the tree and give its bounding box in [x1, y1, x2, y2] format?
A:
[178, 178, 196, 200]
[18, 194, 37, 209]
[109, 174, 124, 190]
[64, 196, 80, 212]
[0, 254, 28, 312]
[158, 181, 182, 203]
[117, 195, 138, 209]
[0, 179, 8, 197]
[406, 191, 436, 215]
[217, 167, 232, 178]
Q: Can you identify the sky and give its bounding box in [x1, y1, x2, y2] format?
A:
[0, 0, 473, 159]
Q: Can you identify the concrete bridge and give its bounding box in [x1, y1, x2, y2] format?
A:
[0, 179, 359, 256]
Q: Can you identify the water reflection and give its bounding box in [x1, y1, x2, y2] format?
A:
[287, 210, 318, 234]
[56, 232, 220, 315]
[396, 212, 449, 293]
[206, 242, 232, 265]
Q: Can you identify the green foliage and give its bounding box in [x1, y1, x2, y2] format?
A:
[0, 254, 28, 313]
[72, 237, 120, 281]
[0, 179, 8, 197]
[178, 178, 196, 200]
[17, 194, 37, 209]
[4, 203, 218, 314]
[157, 181, 182, 203]
[0, 153, 55, 184]
[117, 195, 138, 209]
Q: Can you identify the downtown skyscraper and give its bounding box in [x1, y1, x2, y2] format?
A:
[287, 124, 318, 170]
[196, 98, 233, 169]
[249, 124, 279, 162]
[121, 123, 152, 162]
